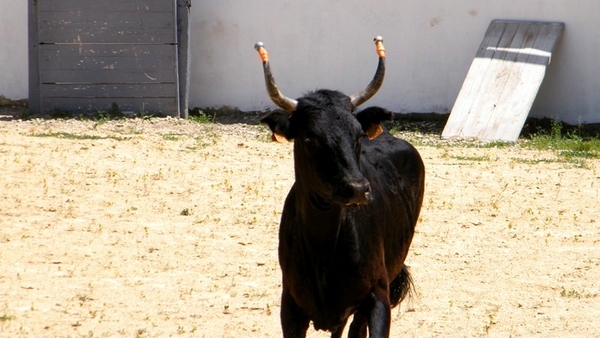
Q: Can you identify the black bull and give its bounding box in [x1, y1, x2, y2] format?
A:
[256, 39, 425, 338]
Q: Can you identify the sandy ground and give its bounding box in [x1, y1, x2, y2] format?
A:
[0, 117, 599, 337]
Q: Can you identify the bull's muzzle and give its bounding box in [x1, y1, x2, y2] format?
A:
[342, 179, 372, 206]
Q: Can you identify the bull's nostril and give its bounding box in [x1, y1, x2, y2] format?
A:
[345, 180, 371, 205]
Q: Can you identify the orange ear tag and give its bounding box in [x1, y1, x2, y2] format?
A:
[272, 132, 289, 144]
[366, 124, 384, 140]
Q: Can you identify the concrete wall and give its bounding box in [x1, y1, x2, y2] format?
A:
[0, 0, 28, 100]
[191, 0, 599, 124]
[2, 1, 599, 123]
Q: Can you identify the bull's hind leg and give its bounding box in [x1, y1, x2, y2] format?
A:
[389, 265, 414, 307]
[281, 289, 309, 338]
[330, 318, 348, 338]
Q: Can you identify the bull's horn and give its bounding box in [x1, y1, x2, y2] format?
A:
[254, 42, 298, 112]
[349, 36, 386, 108]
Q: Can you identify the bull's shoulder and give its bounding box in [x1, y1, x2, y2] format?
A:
[361, 134, 425, 202]
[362, 134, 423, 170]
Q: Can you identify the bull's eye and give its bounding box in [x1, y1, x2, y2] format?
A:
[304, 137, 320, 150]
[355, 136, 363, 151]
[354, 137, 362, 161]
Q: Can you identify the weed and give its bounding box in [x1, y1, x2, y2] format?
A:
[510, 157, 563, 165]
[524, 119, 600, 164]
[108, 102, 122, 117]
[451, 154, 495, 162]
[0, 314, 15, 322]
[195, 131, 220, 148]
[189, 108, 214, 123]
[92, 113, 111, 128]
[29, 132, 130, 141]
[483, 314, 497, 334]
[162, 133, 183, 141]
[560, 287, 598, 299]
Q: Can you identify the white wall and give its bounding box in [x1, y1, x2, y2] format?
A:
[2, 1, 598, 123]
[0, 0, 28, 100]
[190, 0, 600, 124]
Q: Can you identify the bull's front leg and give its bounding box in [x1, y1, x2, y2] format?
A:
[365, 287, 391, 338]
[281, 288, 310, 338]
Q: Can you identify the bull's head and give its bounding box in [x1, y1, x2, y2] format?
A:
[257, 37, 390, 207]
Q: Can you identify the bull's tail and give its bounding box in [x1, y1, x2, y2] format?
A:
[389, 265, 415, 308]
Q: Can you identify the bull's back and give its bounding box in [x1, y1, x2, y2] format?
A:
[362, 133, 424, 219]
[359, 134, 425, 273]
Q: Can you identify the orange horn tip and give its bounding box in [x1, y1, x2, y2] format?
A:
[254, 42, 269, 63]
[374, 36, 385, 58]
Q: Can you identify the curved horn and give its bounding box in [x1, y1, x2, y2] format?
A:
[350, 36, 386, 108]
[254, 42, 298, 112]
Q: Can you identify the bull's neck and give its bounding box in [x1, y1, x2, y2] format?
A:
[295, 185, 345, 249]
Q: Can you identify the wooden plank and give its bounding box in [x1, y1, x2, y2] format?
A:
[39, 44, 176, 73]
[39, 44, 178, 83]
[41, 69, 176, 85]
[38, 12, 175, 44]
[457, 22, 525, 137]
[177, 0, 191, 118]
[41, 97, 178, 115]
[41, 83, 178, 99]
[442, 20, 564, 141]
[464, 23, 540, 137]
[39, 0, 174, 13]
[489, 23, 564, 140]
[28, 0, 42, 114]
[447, 21, 508, 133]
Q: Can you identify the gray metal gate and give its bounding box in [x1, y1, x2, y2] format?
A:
[28, 0, 190, 117]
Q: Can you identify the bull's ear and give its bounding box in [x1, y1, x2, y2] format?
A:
[355, 107, 393, 140]
[260, 111, 292, 143]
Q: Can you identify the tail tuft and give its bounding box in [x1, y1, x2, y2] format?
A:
[389, 265, 415, 307]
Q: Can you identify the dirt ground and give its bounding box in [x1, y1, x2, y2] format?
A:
[1, 116, 599, 337]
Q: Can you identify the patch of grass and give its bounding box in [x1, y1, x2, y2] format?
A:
[560, 148, 600, 159]
[510, 157, 563, 165]
[31, 132, 103, 140]
[520, 119, 600, 167]
[450, 154, 496, 162]
[525, 120, 600, 152]
[560, 287, 598, 299]
[446, 141, 514, 150]
[162, 133, 184, 141]
[255, 124, 274, 143]
[195, 131, 220, 148]
[30, 132, 130, 141]
[0, 314, 15, 322]
[92, 113, 111, 128]
[483, 314, 497, 334]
